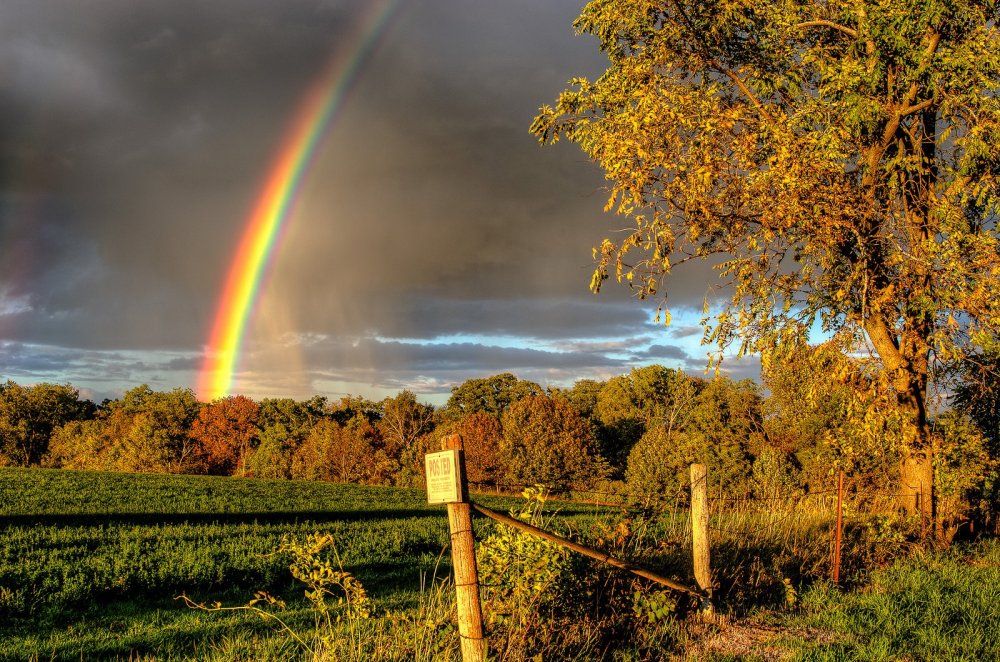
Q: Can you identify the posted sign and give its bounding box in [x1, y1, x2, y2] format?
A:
[425, 449, 463, 504]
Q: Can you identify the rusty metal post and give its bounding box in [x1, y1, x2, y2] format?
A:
[833, 470, 844, 584]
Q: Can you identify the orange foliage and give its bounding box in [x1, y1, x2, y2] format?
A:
[291, 416, 388, 484]
[452, 412, 503, 486]
[189, 395, 260, 476]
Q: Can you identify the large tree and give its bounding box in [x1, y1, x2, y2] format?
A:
[595, 365, 701, 470]
[378, 390, 435, 458]
[443, 373, 543, 421]
[500, 395, 608, 490]
[0, 381, 94, 466]
[533, 0, 1000, 523]
[110, 385, 202, 471]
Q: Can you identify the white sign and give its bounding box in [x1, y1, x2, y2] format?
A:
[425, 449, 463, 504]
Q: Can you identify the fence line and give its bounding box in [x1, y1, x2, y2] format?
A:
[429, 443, 939, 661]
[469, 478, 903, 519]
[460, 464, 933, 597]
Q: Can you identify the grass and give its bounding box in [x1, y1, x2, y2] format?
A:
[0, 468, 454, 660]
[784, 539, 1000, 661]
[0, 467, 606, 660]
[3, 466, 998, 660]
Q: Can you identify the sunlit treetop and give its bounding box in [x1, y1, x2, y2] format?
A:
[533, 0, 1000, 370]
[533, 0, 1000, 516]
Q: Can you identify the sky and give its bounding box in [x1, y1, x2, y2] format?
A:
[0, 0, 759, 405]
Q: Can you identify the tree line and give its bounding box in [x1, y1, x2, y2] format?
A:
[2, 346, 997, 531]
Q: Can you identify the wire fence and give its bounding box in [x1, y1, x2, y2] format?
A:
[466, 468, 932, 589]
[469, 478, 910, 515]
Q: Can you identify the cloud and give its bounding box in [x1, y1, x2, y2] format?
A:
[670, 324, 706, 339]
[714, 354, 763, 383]
[636, 344, 692, 361]
[0, 0, 753, 401]
[0, 341, 197, 395]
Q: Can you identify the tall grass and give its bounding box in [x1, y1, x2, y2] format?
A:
[791, 540, 1000, 661]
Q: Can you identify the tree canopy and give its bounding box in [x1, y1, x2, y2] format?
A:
[533, 0, 1000, 519]
[0, 381, 94, 466]
[443, 373, 544, 420]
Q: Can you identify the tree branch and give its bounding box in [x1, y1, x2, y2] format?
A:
[708, 58, 769, 115]
[898, 30, 942, 114]
[795, 20, 858, 39]
[865, 314, 905, 374]
[667, 0, 770, 117]
[899, 98, 935, 117]
[868, 29, 943, 177]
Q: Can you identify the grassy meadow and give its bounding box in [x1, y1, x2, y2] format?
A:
[0, 468, 460, 659]
[3, 466, 1000, 661]
[0, 467, 603, 660]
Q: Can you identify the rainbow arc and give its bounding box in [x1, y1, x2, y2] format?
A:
[198, 0, 401, 401]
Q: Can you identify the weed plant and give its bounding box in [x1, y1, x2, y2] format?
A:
[181, 531, 465, 662]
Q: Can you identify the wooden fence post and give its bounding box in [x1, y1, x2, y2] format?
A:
[690, 463, 713, 611]
[441, 434, 485, 662]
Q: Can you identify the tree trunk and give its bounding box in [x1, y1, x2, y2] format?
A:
[895, 373, 935, 539]
[864, 317, 936, 537]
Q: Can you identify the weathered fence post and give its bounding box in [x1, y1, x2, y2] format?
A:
[427, 433, 485, 662]
[690, 463, 713, 611]
[832, 470, 844, 584]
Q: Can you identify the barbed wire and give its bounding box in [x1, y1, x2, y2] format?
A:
[469, 480, 692, 512]
[468, 478, 899, 511]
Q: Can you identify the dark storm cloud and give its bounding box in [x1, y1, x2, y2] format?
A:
[2, 1, 619, 343]
[340, 298, 655, 341]
[0, 0, 730, 398]
[635, 344, 693, 362]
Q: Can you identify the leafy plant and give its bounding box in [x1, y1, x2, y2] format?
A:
[180, 533, 373, 658]
[179, 532, 462, 661]
[631, 588, 675, 624]
[477, 486, 573, 628]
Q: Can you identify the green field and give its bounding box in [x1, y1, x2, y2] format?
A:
[0, 468, 514, 659]
[0, 467, 627, 660]
[5, 467, 1000, 661]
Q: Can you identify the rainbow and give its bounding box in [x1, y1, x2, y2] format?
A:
[198, 0, 401, 401]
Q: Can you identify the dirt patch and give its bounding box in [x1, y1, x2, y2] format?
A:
[679, 614, 844, 661]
